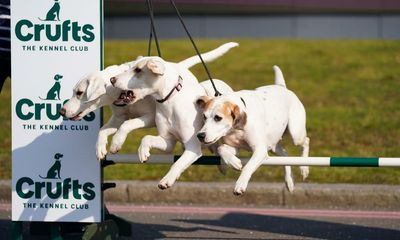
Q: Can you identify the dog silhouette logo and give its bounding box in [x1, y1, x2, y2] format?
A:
[39, 153, 63, 179]
[39, 74, 63, 100]
[38, 0, 61, 21]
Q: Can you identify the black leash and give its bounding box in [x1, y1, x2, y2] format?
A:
[168, 0, 221, 97]
[145, 0, 161, 57]
[144, 0, 221, 97]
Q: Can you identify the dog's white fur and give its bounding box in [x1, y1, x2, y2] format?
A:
[61, 42, 238, 160]
[196, 66, 310, 195]
[111, 42, 238, 189]
[61, 62, 156, 160]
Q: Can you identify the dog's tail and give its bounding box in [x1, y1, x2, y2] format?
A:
[178, 42, 239, 69]
[273, 65, 286, 88]
[38, 96, 47, 100]
[39, 175, 47, 179]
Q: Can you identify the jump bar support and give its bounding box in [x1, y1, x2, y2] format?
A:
[106, 154, 400, 167]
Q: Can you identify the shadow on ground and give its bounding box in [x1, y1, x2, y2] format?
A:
[131, 213, 400, 240]
[2, 212, 400, 239]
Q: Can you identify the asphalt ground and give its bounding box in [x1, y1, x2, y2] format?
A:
[1, 203, 400, 239]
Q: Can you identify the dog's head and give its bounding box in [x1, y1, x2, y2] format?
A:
[60, 72, 107, 120]
[60, 65, 129, 120]
[54, 153, 63, 160]
[196, 95, 247, 145]
[110, 56, 168, 104]
[54, 74, 63, 81]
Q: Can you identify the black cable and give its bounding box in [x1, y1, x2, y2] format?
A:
[145, 0, 161, 57]
[146, 0, 153, 56]
[147, 13, 153, 56]
[168, 0, 221, 96]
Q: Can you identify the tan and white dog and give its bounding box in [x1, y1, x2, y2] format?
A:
[60, 42, 238, 160]
[110, 42, 239, 189]
[196, 66, 310, 195]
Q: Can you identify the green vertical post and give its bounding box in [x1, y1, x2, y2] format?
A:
[50, 223, 63, 240]
[11, 221, 23, 240]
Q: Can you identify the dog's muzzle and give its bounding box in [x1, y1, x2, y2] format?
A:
[110, 77, 117, 86]
[113, 91, 136, 106]
[59, 107, 66, 116]
[197, 132, 206, 142]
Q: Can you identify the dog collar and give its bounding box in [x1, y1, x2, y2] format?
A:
[156, 76, 183, 103]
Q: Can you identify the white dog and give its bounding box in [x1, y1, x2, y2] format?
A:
[60, 62, 156, 160]
[110, 42, 238, 189]
[196, 66, 310, 195]
[60, 42, 238, 160]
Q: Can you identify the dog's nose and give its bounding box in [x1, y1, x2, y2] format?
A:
[197, 132, 206, 142]
[59, 108, 66, 116]
[110, 77, 117, 85]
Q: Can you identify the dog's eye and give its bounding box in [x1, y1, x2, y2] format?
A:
[76, 91, 83, 96]
[134, 67, 142, 73]
[203, 114, 207, 120]
[214, 115, 222, 122]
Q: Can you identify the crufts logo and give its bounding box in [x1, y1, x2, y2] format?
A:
[15, 153, 96, 200]
[39, 153, 63, 179]
[14, 0, 95, 42]
[15, 74, 95, 121]
[39, 0, 61, 21]
[39, 74, 63, 100]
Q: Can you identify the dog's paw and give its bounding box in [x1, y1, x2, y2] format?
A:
[233, 180, 248, 196]
[109, 133, 127, 154]
[229, 160, 243, 171]
[109, 145, 120, 154]
[224, 157, 242, 171]
[300, 166, 309, 181]
[138, 144, 151, 163]
[96, 142, 108, 160]
[285, 176, 295, 193]
[158, 175, 176, 190]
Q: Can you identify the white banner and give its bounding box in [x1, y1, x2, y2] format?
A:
[11, 0, 103, 222]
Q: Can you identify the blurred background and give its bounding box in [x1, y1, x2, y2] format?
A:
[1, 0, 400, 185]
[104, 0, 400, 39]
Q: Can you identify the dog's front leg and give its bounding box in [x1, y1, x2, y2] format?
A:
[138, 135, 177, 163]
[217, 144, 242, 171]
[109, 113, 155, 154]
[234, 146, 268, 195]
[158, 139, 202, 190]
[96, 116, 124, 160]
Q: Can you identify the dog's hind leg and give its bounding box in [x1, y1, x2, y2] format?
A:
[274, 143, 294, 193]
[288, 102, 310, 181]
[110, 113, 155, 154]
[96, 116, 124, 160]
[298, 137, 310, 180]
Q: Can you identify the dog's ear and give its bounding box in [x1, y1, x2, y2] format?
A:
[146, 59, 165, 75]
[86, 78, 106, 102]
[232, 105, 247, 129]
[196, 96, 211, 110]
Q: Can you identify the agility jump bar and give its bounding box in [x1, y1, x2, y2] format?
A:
[106, 154, 400, 167]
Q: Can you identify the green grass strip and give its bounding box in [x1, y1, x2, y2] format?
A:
[330, 157, 379, 167]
